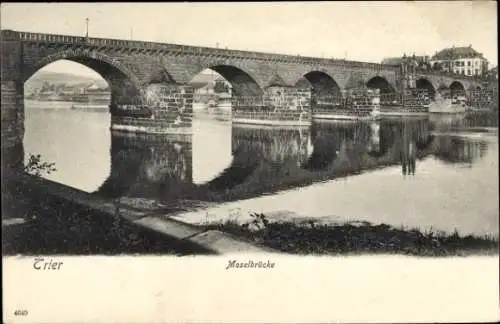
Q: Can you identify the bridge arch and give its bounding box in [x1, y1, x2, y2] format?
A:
[204, 65, 263, 98]
[449, 81, 466, 97]
[366, 76, 395, 93]
[415, 78, 436, 100]
[25, 49, 141, 86]
[296, 71, 342, 100]
[25, 49, 143, 106]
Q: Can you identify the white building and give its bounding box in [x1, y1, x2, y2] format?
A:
[429, 45, 488, 77]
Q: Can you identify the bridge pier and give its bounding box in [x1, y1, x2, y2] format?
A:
[311, 88, 381, 121]
[1, 31, 24, 170]
[232, 86, 312, 126]
[110, 83, 193, 135]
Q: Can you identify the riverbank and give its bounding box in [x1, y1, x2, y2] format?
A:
[3, 152, 498, 256]
[2, 183, 213, 255]
[2, 170, 272, 255]
[4, 175, 496, 256]
[204, 213, 498, 256]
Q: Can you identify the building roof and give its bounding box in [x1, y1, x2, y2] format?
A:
[431, 46, 484, 61]
[192, 82, 217, 90]
[189, 71, 227, 83]
[191, 82, 210, 90]
[190, 72, 232, 90]
[87, 83, 100, 90]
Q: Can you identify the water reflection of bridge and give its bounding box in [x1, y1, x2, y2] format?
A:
[429, 111, 499, 130]
[95, 117, 490, 203]
[96, 132, 194, 201]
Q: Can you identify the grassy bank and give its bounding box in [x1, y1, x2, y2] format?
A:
[205, 213, 499, 256]
[2, 176, 214, 256]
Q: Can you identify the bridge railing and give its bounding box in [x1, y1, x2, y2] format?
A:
[12, 30, 398, 70]
[18, 32, 87, 43]
[414, 67, 489, 82]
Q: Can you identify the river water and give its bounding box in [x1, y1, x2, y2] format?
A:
[23, 100, 499, 237]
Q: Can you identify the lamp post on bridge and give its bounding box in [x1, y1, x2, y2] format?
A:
[85, 18, 89, 39]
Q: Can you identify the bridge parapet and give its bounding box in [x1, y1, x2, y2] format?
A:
[416, 68, 488, 82]
[10, 30, 398, 71]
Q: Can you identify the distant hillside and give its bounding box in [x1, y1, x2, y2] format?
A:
[25, 71, 108, 92]
[26, 69, 228, 93]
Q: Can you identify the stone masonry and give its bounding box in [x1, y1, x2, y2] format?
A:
[1, 29, 485, 143]
[231, 86, 312, 123]
[111, 84, 193, 134]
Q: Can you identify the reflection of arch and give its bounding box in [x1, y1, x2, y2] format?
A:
[96, 134, 194, 200]
[205, 147, 258, 191]
[303, 131, 339, 170]
[366, 76, 395, 93]
[297, 71, 342, 97]
[208, 126, 312, 190]
[206, 65, 263, 97]
[432, 136, 484, 165]
[304, 122, 368, 170]
[415, 78, 436, 100]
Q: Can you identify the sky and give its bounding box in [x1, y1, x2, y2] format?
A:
[1, 2, 497, 78]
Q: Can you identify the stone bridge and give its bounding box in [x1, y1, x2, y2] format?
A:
[412, 70, 485, 100]
[1, 30, 484, 149]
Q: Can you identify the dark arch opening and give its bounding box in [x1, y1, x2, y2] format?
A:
[449, 81, 466, 97]
[366, 76, 395, 94]
[299, 71, 341, 96]
[210, 65, 263, 98]
[415, 78, 436, 100]
[190, 65, 263, 114]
